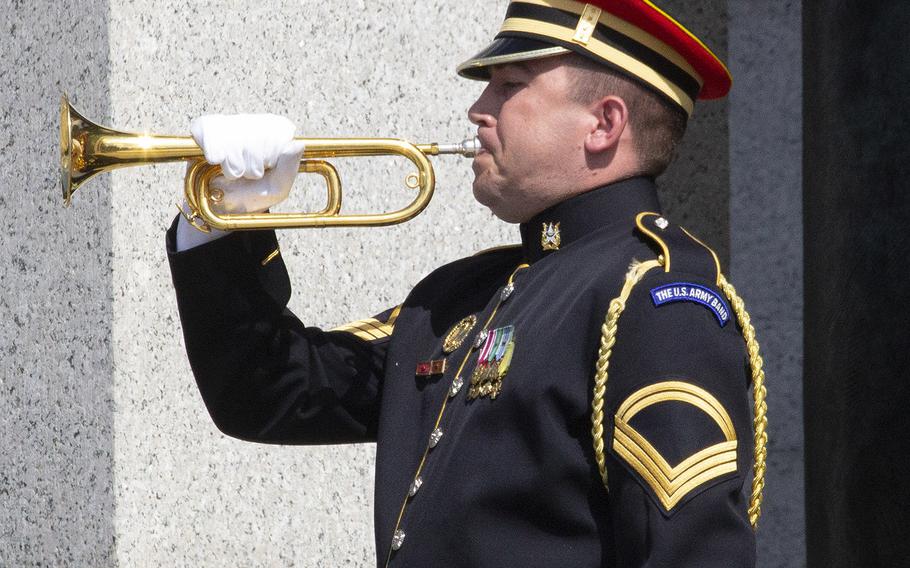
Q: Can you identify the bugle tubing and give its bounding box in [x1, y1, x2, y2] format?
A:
[60, 94, 480, 230]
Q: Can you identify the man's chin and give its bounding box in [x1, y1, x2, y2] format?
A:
[471, 182, 524, 223]
[473, 195, 519, 224]
[471, 180, 499, 209]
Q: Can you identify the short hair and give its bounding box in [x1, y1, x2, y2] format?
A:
[564, 54, 688, 177]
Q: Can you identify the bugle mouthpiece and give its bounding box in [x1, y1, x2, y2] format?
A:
[421, 137, 481, 158]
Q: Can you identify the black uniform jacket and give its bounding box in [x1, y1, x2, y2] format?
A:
[167, 176, 756, 567]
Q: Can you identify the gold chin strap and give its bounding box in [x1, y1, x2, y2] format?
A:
[590, 257, 767, 529]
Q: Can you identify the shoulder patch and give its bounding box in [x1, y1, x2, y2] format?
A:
[635, 212, 722, 285]
[333, 305, 402, 342]
[650, 282, 731, 326]
[612, 381, 738, 512]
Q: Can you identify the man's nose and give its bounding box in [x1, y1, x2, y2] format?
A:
[468, 84, 496, 127]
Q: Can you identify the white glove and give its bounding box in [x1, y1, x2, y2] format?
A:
[175, 114, 306, 251]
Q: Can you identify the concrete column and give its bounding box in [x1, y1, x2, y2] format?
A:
[729, 1, 806, 566]
[103, 1, 511, 565]
[0, 1, 115, 565]
[661, 0, 731, 264]
[804, 2, 910, 566]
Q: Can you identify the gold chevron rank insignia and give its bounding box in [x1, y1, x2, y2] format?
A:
[332, 305, 401, 342]
[612, 381, 738, 512]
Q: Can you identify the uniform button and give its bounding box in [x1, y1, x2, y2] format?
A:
[500, 282, 515, 301]
[655, 217, 669, 230]
[391, 529, 406, 551]
[449, 376, 464, 398]
[409, 476, 423, 497]
[473, 329, 488, 349]
[429, 428, 444, 448]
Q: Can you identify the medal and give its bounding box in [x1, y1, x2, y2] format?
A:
[468, 325, 515, 400]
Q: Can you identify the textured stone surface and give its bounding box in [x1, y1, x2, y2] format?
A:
[104, 1, 512, 566]
[0, 1, 116, 566]
[659, 0, 730, 265]
[728, 1, 805, 566]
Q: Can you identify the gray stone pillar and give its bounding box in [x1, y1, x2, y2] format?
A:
[661, 0, 731, 264]
[0, 1, 115, 565]
[804, 2, 910, 566]
[729, 1, 806, 566]
[96, 2, 513, 566]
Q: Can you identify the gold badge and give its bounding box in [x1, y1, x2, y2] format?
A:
[541, 222, 561, 251]
[443, 315, 477, 354]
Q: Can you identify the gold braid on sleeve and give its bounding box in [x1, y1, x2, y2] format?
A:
[590, 258, 768, 530]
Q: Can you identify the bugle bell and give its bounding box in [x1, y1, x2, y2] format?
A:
[59, 94, 480, 230]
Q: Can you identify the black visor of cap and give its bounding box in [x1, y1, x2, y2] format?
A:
[457, 36, 570, 80]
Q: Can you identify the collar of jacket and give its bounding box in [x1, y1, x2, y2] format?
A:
[519, 175, 662, 263]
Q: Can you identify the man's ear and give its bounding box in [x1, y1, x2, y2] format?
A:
[584, 95, 629, 154]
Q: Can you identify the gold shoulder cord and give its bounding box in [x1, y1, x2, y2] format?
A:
[718, 273, 768, 528]
[590, 258, 768, 529]
[590, 258, 662, 494]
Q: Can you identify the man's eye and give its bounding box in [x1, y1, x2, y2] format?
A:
[501, 81, 523, 91]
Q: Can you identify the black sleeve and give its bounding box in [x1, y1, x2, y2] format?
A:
[166, 216, 389, 445]
[604, 271, 756, 567]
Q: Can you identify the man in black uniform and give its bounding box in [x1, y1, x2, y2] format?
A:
[168, 1, 766, 566]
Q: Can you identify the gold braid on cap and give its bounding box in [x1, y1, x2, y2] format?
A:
[590, 257, 767, 529]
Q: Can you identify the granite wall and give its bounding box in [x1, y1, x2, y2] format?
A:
[103, 2, 513, 565]
[0, 0, 803, 565]
[729, 1, 805, 566]
[0, 1, 115, 565]
[660, 0, 730, 264]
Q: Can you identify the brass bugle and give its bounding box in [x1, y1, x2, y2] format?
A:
[59, 94, 481, 230]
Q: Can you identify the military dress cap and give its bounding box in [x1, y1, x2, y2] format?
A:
[457, 0, 732, 116]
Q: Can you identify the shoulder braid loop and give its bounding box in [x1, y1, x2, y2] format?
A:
[590, 257, 767, 529]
